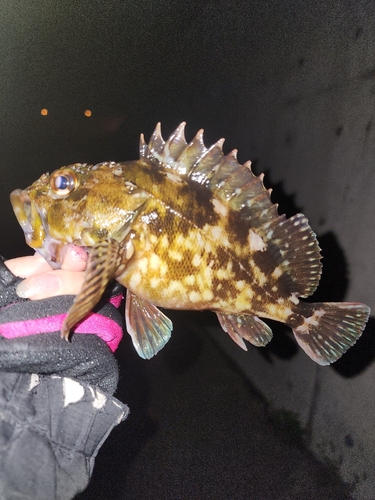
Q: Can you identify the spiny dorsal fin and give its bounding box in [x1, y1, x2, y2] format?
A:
[140, 123, 322, 297]
[140, 122, 280, 235]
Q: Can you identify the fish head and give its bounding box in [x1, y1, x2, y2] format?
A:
[10, 162, 150, 267]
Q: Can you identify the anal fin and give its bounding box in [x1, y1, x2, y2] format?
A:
[217, 312, 273, 349]
[126, 291, 173, 359]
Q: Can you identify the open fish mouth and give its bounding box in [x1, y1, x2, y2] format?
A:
[10, 188, 86, 268]
[10, 188, 51, 253]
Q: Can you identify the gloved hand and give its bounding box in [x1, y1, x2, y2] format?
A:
[0, 254, 124, 393]
[0, 254, 129, 500]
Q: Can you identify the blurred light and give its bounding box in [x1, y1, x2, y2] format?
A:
[40, 108, 48, 116]
[84, 109, 92, 117]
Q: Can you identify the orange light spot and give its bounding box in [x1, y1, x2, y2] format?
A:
[84, 109, 92, 117]
[40, 108, 48, 116]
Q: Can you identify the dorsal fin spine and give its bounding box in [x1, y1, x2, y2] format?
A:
[140, 123, 323, 299]
[139, 133, 148, 159]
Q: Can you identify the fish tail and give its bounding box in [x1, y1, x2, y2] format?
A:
[289, 302, 370, 365]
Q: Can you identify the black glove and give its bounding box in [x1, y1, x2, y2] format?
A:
[0, 372, 129, 500]
[0, 257, 129, 500]
[0, 256, 124, 394]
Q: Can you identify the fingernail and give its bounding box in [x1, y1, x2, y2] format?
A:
[16, 273, 61, 299]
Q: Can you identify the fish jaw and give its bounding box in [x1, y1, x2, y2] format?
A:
[10, 187, 72, 267]
[10, 189, 45, 248]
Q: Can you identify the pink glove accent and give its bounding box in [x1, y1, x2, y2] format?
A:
[0, 294, 124, 352]
[109, 294, 122, 308]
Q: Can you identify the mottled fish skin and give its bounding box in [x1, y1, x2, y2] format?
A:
[10, 123, 371, 365]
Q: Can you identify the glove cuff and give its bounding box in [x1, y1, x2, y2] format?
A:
[0, 372, 129, 500]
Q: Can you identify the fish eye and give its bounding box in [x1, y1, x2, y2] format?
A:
[49, 169, 78, 198]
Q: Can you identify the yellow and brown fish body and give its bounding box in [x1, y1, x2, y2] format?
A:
[119, 184, 292, 315]
[10, 123, 370, 364]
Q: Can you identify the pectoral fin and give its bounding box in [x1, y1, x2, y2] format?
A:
[217, 312, 273, 349]
[125, 291, 173, 359]
[61, 238, 126, 339]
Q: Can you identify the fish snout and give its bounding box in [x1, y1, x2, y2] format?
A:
[10, 189, 31, 230]
[10, 189, 45, 248]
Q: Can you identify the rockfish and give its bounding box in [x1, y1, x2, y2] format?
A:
[10, 123, 370, 364]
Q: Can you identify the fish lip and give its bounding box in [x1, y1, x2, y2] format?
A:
[36, 242, 89, 270]
[10, 188, 46, 250]
[10, 189, 33, 234]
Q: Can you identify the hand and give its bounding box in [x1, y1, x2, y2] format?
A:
[0, 248, 127, 500]
[5, 245, 88, 299]
[0, 246, 124, 392]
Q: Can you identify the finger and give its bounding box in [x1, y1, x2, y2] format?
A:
[60, 245, 88, 272]
[5, 254, 53, 278]
[6, 246, 88, 278]
[16, 269, 85, 300]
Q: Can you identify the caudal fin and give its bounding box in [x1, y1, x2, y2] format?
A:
[291, 302, 370, 365]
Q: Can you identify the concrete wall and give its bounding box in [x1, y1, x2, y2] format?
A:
[208, 3, 375, 498]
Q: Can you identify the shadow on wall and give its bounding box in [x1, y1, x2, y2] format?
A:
[251, 178, 375, 377]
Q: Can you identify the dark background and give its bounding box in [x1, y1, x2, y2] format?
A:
[0, 0, 314, 258]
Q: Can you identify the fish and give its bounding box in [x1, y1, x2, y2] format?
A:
[10, 122, 370, 365]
